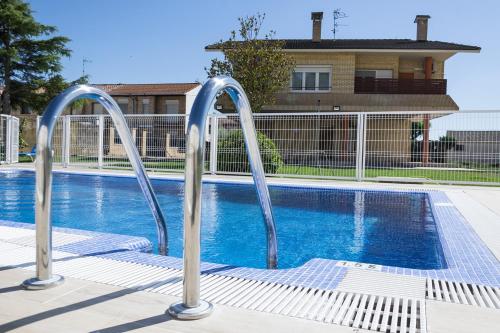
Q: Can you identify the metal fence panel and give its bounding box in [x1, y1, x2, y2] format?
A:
[216, 113, 359, 179]
[363, 111, 500, 184]
[103, 115, 190, 172]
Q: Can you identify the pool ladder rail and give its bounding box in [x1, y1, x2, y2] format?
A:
[22, 85, 169, 290]
[21, 77, 279, 322]
[168, 76, 278, 320]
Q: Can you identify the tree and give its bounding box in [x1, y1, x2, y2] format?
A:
[36, 74, 89, 114]
[0, 0, 72, 114]
[206, 13, 295, 113]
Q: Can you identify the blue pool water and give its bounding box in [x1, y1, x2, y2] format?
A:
[0, 171, 446, 269]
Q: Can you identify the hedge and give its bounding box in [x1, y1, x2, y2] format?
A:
[217, 129, 283, 174]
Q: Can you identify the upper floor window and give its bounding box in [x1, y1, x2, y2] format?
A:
[291, 66, 331, 92]
[142, 98, 151, 114]
[355, 69, 393, 79]
[165, 100, 179, 114]
[117, 98, 129, 113]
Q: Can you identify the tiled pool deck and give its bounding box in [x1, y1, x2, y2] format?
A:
[1, 178, 498, 290]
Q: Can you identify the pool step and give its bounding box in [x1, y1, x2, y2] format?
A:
[426, 278, 500, 309]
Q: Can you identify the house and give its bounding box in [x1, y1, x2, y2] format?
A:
[80, 83, 201, 116]
[446, 131, 500, 166]
[205, 13, 480, 166]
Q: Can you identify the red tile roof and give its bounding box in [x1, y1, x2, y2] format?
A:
[92, 84, 123, 93]
[92, 83, 200, 96]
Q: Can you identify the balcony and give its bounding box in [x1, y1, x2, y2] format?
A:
[354, 77, 447, 95]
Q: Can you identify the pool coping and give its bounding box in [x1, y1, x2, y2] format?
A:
[0, 168, 499, 290]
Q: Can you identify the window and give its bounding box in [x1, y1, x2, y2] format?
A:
[355, 69, 393, 79]
[291, 72, 303, 90]
[318, 73, 330, 90]
[117, 98, 128, 113]
[92, 103, 104, 115]
[165, 100, 179, 114]
[142, 98, 151, 114]
[291, 66, 331, 92]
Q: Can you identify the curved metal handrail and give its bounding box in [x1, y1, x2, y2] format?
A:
[168, 76, 278, 320]
[22, 85, 168, 290]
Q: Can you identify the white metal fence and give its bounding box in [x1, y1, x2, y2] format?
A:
[26, 111, 500, 185]
[0, 115, 19, 164]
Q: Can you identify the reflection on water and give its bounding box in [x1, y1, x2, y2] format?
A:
[352, 191, 365, 253]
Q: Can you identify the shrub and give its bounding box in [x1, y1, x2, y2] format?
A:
[217, 129, 283, 174]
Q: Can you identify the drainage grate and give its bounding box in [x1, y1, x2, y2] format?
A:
[148, 274, 425, 333]
[232, 287, 426, 333]
[426, 278, 500, 309]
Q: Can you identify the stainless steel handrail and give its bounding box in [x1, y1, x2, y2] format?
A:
[168, 76, 278, 320]
[22, 85, 168, 290]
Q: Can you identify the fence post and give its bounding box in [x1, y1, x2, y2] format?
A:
[98, 115, 104, 169]
[361, 114, 367, 180]
[355, 113, 366, 181]
[62, 115, 71, 168]
[209, 115, 219, 175]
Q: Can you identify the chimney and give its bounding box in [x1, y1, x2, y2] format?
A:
[311, 12, 323, 42]
[414, 15, 431, 41]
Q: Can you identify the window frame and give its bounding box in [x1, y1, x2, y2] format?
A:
[290, 65, 332, 93]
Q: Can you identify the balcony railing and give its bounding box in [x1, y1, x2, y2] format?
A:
[354, 77, 447, 95]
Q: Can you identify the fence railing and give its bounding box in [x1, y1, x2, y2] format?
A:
[354, 77, 447, 95]
[0, 115, 19, 164]
[22, 111, 500, 185]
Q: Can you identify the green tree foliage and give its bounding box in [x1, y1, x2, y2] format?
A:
[0, 0, 81, 114]
[206, 13, 295, 113]
[217, 129, 283, 174]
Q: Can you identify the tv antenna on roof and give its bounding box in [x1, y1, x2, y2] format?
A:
[82, 57, 92, 77]
[332, 9, 348, 39]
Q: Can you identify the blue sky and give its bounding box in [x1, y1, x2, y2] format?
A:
[28, 0, 499, 109]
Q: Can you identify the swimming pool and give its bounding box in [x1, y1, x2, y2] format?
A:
[0, 170, 446, 269]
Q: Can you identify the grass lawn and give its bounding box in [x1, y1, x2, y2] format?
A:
[16, 155, 500, 183]
[278, 165, 500, 183]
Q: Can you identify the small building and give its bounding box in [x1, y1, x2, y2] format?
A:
[81, 83, 201, 116]
[447, 131, 500, 166]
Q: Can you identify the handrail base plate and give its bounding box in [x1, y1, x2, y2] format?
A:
[22, 274, 64, 290]
[167, 300, 213, 320]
